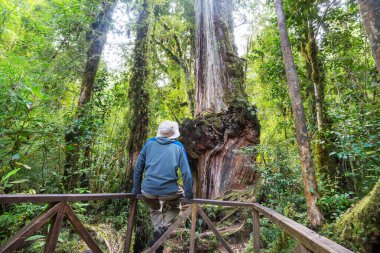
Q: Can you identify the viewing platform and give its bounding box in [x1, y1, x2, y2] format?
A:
[0, 194, 353, 253]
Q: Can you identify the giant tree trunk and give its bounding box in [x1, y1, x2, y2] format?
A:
[274, 0, 324, 227]
[64, 1, 115, 191]
[181, 0, 260, 199]
[194, 0, 246, 115]
[125, 0, 153, 190]
[358, 0, 380, 75]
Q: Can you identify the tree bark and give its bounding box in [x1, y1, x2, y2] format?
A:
[358, 0, 380, 76]
[125, 0, 153, 193]
[301, 30, 338, 181]
[274, 0, 324, 227]
[181, 0, 260, 199]
[305, 31, 324, 133]
[195, 0, 246, 116]
[64, 1, 115, 191]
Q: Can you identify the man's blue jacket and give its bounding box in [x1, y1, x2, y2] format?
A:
[132, 137, 194, 199]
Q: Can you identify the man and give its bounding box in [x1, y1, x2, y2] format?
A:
[132, 120, 194, 252]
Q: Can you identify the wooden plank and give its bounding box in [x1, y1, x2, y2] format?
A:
[252, 209, 260, 253]
[0, 202, 62, 253]
[252, 203, 353, 253]
[64, 203, 102, 253]
[43, 203, 66, 253]
[123, 198, 137, 253]
[197, 206, 233, 253]
[189, 203, 197, 253]
[0, 193, 135, 204]
[143, 206, 192, 253]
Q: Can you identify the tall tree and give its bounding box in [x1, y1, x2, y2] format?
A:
[64, 0, 115, 191]
[295, 1, 339, 181]
[124, 2, 153, 251]
[358, 0, 380, 75]
[181, 0, 260, 199]
[125, 0, 153, 189]
[274, 0, 324, 227]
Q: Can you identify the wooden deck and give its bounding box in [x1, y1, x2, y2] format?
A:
[0, 194, 353, 253]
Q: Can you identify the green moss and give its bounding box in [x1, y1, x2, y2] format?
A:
[330, 180, 380, 252]
[224, 56, 247, 107]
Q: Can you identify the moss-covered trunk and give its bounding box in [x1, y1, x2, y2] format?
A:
[181, 108, 260, 198]
[332, 179, 380, 252]
[124, 1, 153, 252]
[64, 1, 115, 191]
[181, 0, 260, 199]
[300, 30, 338, 181]
[125, 0, 153, 192]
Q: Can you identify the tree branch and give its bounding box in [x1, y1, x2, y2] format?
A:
[153, 38, 190, 78]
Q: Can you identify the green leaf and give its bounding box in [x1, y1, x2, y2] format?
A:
[15, 162, 31, 169]
[10, 179, 29, 184]
[66, 145, 75, 151]
[25, 235, 46, 241]
[2, 168, 21, 181]
[25, 82, 47, 100]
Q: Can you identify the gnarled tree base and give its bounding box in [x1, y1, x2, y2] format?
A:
[180, 105, 260, 199]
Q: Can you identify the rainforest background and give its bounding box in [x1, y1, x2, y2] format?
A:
[0, 0, 379, 252]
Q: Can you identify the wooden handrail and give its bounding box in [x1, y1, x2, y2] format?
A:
[0, 194, 353, 253]
[0, 193, 135, 204]
[252, 203, 351, 253]
[0, 194, 256, 206]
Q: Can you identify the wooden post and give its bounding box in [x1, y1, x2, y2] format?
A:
[124, 198, 138, 253]
[197, 206, 233, 253]
[252, 209, 260, 253]
[144, 206, 192, 253]
[293, 243, 313, 253]
[44, 203, 66, 253]
[189, 203, 197, 253]
[64, 203, 102, 253]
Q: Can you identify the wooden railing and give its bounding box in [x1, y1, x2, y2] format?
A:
[0, 194, 353, 253]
